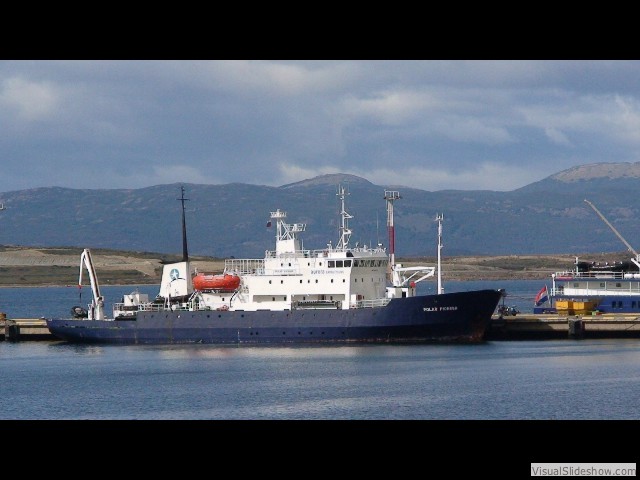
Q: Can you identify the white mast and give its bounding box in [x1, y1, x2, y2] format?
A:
[384, 190, 401, 280]
[336, 185, 352, 251]
[435, 214, 444, 294]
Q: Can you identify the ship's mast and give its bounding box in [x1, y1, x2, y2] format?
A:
[336, 185, 352, 251]
[384, 190, 401, 279]
[178, 186, 190, 262]
[435, 213, 444, 294]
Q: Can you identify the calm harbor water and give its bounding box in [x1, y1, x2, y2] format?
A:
[1, 280, 639, 420]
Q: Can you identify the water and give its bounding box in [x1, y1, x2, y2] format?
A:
[1, 281, 639, 420]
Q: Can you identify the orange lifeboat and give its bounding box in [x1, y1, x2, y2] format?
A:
[193, 273, 241, 292]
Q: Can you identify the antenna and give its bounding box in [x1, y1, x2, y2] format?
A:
[178, 186, 190, 262]
[336, 185, 353, 250]
[435, 213, 444, 294]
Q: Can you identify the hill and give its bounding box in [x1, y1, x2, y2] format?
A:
[1, 162, 640, 258]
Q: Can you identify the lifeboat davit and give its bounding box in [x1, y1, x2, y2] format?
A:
[193, 273, 241, 292]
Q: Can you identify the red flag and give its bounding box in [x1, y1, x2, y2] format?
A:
[534, 285, 548, 306]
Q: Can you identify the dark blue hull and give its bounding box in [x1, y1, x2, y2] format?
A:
[46, 289, 503, 345]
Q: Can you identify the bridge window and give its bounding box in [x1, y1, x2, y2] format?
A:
[344, 260, 351, 267]
[328, 261, 335, 268]
[336, 260, 343, 268]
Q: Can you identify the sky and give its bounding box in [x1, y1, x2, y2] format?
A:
[1, 60, 639, 194]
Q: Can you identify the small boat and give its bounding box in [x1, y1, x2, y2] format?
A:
[193, 273, 241, 292]
[534, 199, 640, 314]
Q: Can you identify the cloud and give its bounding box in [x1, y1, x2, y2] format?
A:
[0, 76, 58, 121]
[2, 61, 640, 194]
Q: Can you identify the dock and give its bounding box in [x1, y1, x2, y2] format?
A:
[2, 314, 640, 342]
[1, 317, 54, 341]
[487, 313, 640, 339]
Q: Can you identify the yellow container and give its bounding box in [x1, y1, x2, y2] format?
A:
[573, 301, 597, 312]
[555, 300, 573, 310]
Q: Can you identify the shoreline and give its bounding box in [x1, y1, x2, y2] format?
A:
[0, 246, 632, 287]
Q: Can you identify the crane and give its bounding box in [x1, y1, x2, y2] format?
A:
[79, 248, 105, 320]
[584, 199, 640, 269]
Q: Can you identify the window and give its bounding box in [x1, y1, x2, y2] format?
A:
[344, 260, 351, 267]
[328, 261, 335, 268]
[336, 260, 343, 268]
[616, 283, 622, 288]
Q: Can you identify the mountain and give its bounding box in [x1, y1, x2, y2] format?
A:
[1, 162, 640, 258]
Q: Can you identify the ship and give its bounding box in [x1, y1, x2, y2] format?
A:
[45, 186, 503, 344]
[534, 199, 640, 315]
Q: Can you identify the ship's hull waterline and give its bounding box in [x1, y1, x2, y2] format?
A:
[47, 289, 503, 344]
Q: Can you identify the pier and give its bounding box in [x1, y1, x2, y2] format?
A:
[487, 313, 640, 339]
[1, 317, 54, 341]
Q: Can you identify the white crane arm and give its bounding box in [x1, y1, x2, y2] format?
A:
[79, 249, 105, 320]
[584, 199, 640, 261]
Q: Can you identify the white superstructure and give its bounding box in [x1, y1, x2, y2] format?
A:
[190, 186, 435, 312]
[105, 186, 438, 317]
